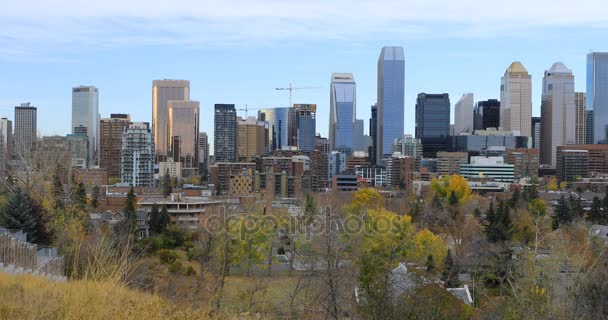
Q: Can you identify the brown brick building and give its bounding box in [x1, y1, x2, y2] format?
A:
[100, 114, 130, 178]
[556, 145, 608, 176]
[506, 148, 539, 179]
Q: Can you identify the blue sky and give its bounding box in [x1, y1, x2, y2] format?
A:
[1, 0, 607, 153]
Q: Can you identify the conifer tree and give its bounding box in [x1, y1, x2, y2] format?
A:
[91, 185, 100, 209]
[162, 170, 172, 197]
[148, 203, 161, 234]
[1, 187, 51, 244]
[124, 187, 137, 233]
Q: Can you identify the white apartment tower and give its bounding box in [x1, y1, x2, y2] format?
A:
[500, 62, 532, 137]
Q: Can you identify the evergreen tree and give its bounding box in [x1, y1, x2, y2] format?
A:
[570, 193, 583, 218]
[52, 172, 65, 210]
[485, 201, 512, 243]
[442, 249, 460, 288]
[426, 254, 435, 273]
[1, 187, 51, 244]
[148, 203, 160, 234]
[216, 182, 222, 196]
[91, 185, 100, 209]
[509, 188, 520, 208]
[589, 197, 602, 224]
[162, 170, 172, 197]
[124, 187, 137, 233]
[160, 205, 170, 231]
[304, 194, 316, 224]
[554, 195, 574, 229]
[73, 182, 87, 209]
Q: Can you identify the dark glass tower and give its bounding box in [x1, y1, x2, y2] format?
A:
[415, 93, 450, 158]
[370, 104, 377, 165]
[474, 99, 500, 131]
[214, 104, 237, 162]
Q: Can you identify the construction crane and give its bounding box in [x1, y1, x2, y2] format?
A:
[235, 105, 263, 118]
[275, 83, 321, 107]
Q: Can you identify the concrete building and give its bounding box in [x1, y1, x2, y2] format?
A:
[214, 104, 237, 162]
[588, 52, 608, 144]
[66, 134, 88, 169]
[370, 104, 378, 165]
[255, 156, 308, 199]
[386, 154, 416, 190]
[575, 92, 586, 144]
[506, 148, 539, 179]
[377, 46, 405, 162]
[460, 156, 515, 183]
[159, 158, 182, 180]
[392, 134, 423, 160]
[329, 73, 356, 153]
[556, 145, 608, 176]
[333, 172, 359, 192]
[138, 194, 223, 230]
[152, 80, 190, 161]
[314, 134, 329, 154]
[0, 118, 13, 160]
[450, 130, 529, 155]
[415, 93, 450, 158]
[72, 86, 99, 166]
[237, 116, 267, 161]
[437, 152, 469, 176]
[14, 103, 37, 156]
[198, 132, 209, 179]
[355, 166, 387, 187]
[532, 117, 541, 149]
[455, 93, 474, 134]
[474, 99, 500, 131]
[168, 100, 199, 177]
[120, 122, 154, 187]
[209, 162, 256, 194]
[540, 62, 576, 168]
[100, 114, 131, 178]
[346, 151, 371, 170]
[556, 149, 588, 181]
[500, 62, 532, 137]
[293, 104, 316, 152]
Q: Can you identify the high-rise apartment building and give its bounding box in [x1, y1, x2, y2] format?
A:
[198, 132, 209, 179]
[415, 93, 450, 158]
[329, 73, 356, 153]
[540, 62, 576, 168]
[237, 116, 267, 161]
[377, 46, 405, 161]
[392, 134, 423, 159]
[14, 103, 37, 156]
[168, 100, 199, 176]
[121, 122, 154, 187]
[588, 52, 608, 143]
[293, 104, 317, 152]
[152, 80, 190, 160]
[0, 118, 12, 158]
[72, 86, 99, 166]
[370, 104, 378, 165]
[575, 92, 586, 144]
[474, 99, 500, 131]
[454, 93, 474, 134]
[100, 114, 131, 178]
[214, 104, 237, 162]
[500, 61, 532, 137]
[258, 108, 290, 152]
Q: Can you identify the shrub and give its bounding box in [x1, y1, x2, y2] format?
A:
[168, 261, 183, 274]
[158, 249, 177, 264]
[184, 265, 195, 276]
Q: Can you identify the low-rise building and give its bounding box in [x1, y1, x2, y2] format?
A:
[556, 149, 588, 181]
[460, 156, 515, 182]
[437, 152, 468, 176]
[138, 193, 223, 229]
[506, 148, 539, 179]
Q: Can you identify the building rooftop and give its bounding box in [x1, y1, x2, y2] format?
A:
[547, 62, 572, 74]
[506, 61, 528, 74]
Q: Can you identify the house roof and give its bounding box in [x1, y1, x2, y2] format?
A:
[446, 285, 474, 305]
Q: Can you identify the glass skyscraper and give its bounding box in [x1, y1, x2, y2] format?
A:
[588, 52, 608, 144]
[168, 100, 199, 172]
[415, 93, 450, 158]
[377, 46, 405, 161]
[152, 80, 190, 160]
[329, 73, 356, 154]
[72, 85, 99, 166]
[258, 107, 290, 151]
[293, 104, 316, 152]
[214, 104, 237, 162]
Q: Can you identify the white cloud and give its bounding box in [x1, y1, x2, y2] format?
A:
[1, 0, 607, 58]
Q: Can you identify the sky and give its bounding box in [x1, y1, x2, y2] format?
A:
[1, 0, 608, 154]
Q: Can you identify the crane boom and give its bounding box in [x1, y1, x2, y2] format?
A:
[275, 83, 321, 107]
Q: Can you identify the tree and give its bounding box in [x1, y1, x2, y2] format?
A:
[215, 182, 222, 196]
[442, 249, 460, 288]
[553, 195, 574, 229]
[547, 178, 559, 191]
[485, 201, 513, 243]
[589, 197, 603, 224]
[52, 171, 65, 211]
[124, 187, 137, 233]
[408, 228, 446, 265]
[73, 182, 87, 209]
[426, 254, 435, 273]
[160, 205, 170, 231]
[162, 170, 172, 197]
[303, 193, 316, 224]
[148, 203, 161, 234]
[430, 174, 472, 205]
[91, 185, 100, 209]
[1, 187, 51, 244]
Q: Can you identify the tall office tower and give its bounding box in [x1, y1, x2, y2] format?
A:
[214, 104, 237, 162]
[532, 117, 541, 149]
[575, 92, 587, 144]
[500, 61, 532, 136]
[415, 93, 450, 158]
[0, 118, 12, 157]
[474, 99, 500, 131]
[198, 132, 209, 179]
[168, 100, 199, 176]
[72, 86, 99, 166]
[293, 104, 317, 152]
[99, 114, 131, 178]
[454, 93, 474, 134]
[66, 134, 89, 169]
[314, 134, 330, 154]
[152, 80, 190, 161]
[258, 108, 290, 152]
[540, 62, 576, 168]
[370, 104, 378, 165]
[287, 108, 298, 147]
[353, 119, 365, 152]
[329, 73, 356, 153]
[14, 103, 37, 156]
[586, 110, 594, 144]
[237, 116, 267, 161]
[121, 122, 154, 187]
[377, 46, 405, 161]
[588, 52, 608, 143]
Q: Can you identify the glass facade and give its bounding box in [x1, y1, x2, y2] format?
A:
[377, 46, 405, 160]
[168, 101, 199, 169]
[474, 99, 500, 131]
[370, 104, 377, 165]
[450, 135, 528, 155]
[258, 107, 290, 151]
[588, 53, 608, 143]
[72, 86, 99, 166]
[329, 73, 356, 153]
[214, 104, 237, 162]
[415, 93, 450, 158]
[294, 104, 316, 152]
[152, 80, 190, 158]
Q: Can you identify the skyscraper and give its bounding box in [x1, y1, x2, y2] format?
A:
[370, 104, 378, 165]
[500, 61, 532, 136]
[72, 86, 99, 166]
[588, 52, 608, 143]
[353, 119, 365, 152]
[377, 46, 405, 161]
[415, 93, 450, 158]
[293, 104, 317, 152]
[14, 103, 37, 156]
[198, 132, 209, 179]
[258, 108, 290, 152]
[329, 73, 356, 153]
[214, 104, 237, 162]
[575, 92, 586, 145]
[455, 93, 474, 134]
[540, 62, 576, 168]
[100, 114, 131, 179]
[121, 122, 154, 187]
[152, 80, 190, 160]
[237, 116, 267, 161]
[168, 100, 199, 175]
[474, 99, 500, 131]
[0, 118, 13, 157]
[532, 117, 541, 149]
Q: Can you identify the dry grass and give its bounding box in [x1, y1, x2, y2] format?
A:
[0, 272, 224, 320]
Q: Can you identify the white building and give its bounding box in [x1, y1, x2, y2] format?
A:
[454, 93, 474, 134]
[500, 62, 532, 137]
[460, 156, 515, 182]
[159, 158, 182, 180]
[121, 122, 154, 187]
